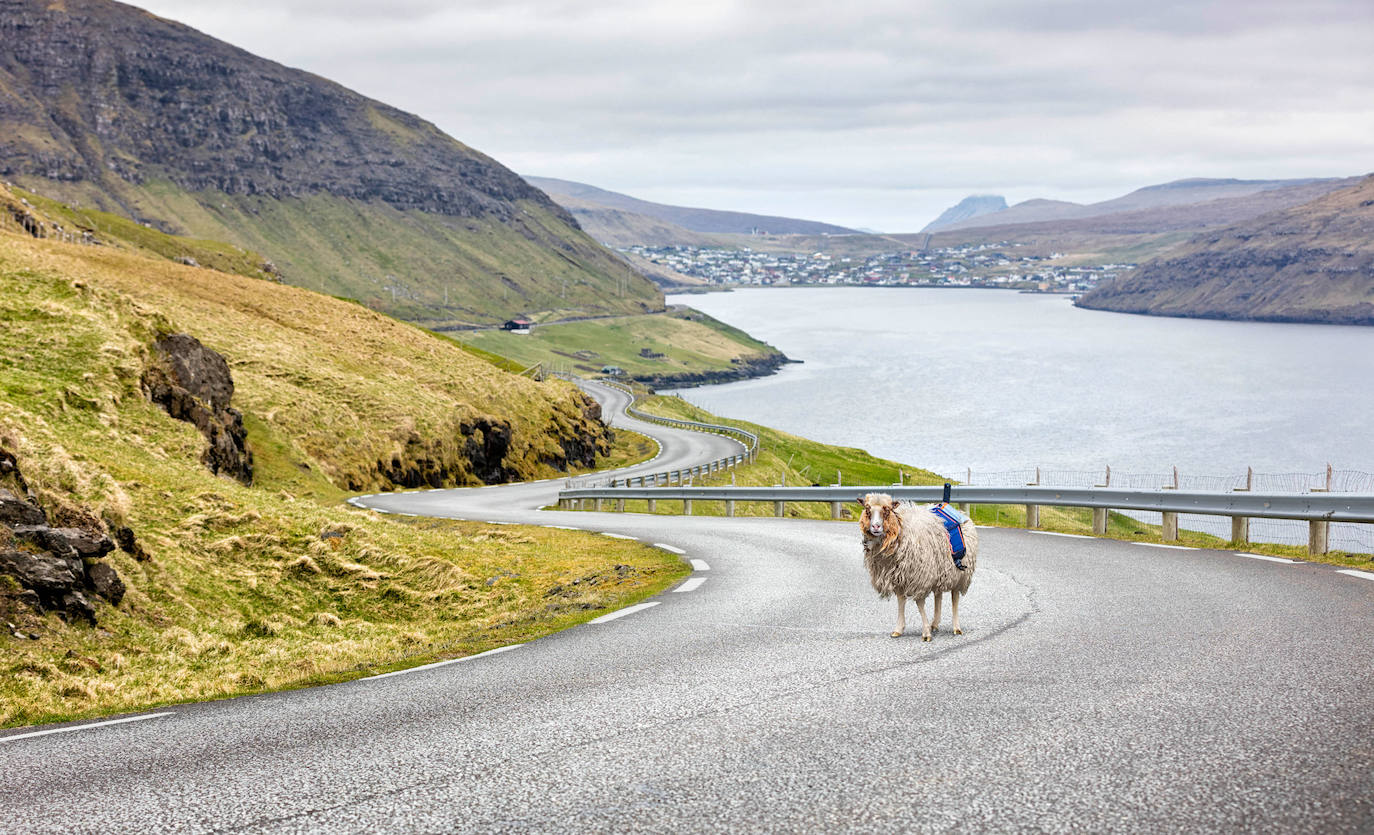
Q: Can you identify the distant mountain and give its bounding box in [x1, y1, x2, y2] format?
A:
[935, 178, 1340, 234]
[921, 195, 1007, 232]
[1076, 175, 1374, 326]
[525, 176, 856, 239]
[0, 0, 661, 327]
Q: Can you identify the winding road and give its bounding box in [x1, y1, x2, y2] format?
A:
[3, 380, 1373, 832]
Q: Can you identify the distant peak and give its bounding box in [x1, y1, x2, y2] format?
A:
[921, 194, 1008, 232]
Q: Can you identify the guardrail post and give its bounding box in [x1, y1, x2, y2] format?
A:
[1162, 512, 1179, 541]
[616, 498, 625, 513]
[595, 498, 604, 512]
[559, 498, 569, 510]
[1230, 516, 1249, 545]
[830, 501, 842, 520]
[647, 498, 657, 512]
[774, 500, 785, 518]
[1025, 504, 1039, 529]
[726, 499, 735, 517]
[1092, 508, 1108, 535]
[1309, 520, 1329, 555]
[683, 499, 693, 516]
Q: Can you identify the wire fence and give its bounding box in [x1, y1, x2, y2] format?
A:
[957, 466, 1374, 554]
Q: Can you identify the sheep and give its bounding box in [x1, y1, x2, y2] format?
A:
[858, 492, 979, 641]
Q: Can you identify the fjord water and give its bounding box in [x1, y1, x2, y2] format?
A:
[666, 288, 1372, 479]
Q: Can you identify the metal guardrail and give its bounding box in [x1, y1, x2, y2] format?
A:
[577, 379, 759, 488]
[555, 484, 1374, 555]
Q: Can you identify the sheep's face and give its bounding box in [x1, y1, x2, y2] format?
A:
[859, 493, 900, 547]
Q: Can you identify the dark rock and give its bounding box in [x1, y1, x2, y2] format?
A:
[59, 590, 96, 624]
[0, 547, 82, 599]
[0, 487, 45, 526]
[10, 525, 113, 561]
[113, 525, 148, 560]
[143, 333, 253, 484]
[87, 562, 125, 605]
[460, 418, 513, 484]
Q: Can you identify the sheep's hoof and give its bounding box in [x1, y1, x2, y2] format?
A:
[922, 634, 932, 642]
[890, 630, 903, 638]
[930, 625, 939, 634]
[954, 628, 963, 636]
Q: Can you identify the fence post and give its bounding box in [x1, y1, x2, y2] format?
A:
[1092, 508, 1108, 535]
[726, 499, 735, 517]
[830, 501, 842, 520]
[616, 498, 625, 513]
[774, 500, 785, 518]
[595, 498, 604, 512]
[683, 499, 693, 516]
[1309, 520, 1329, 555]
[1026, 469, 1040, 529]
[1162, 512, 1179, 541]
[647, 498, 657, 512]
[1230, 516, 1249, 545]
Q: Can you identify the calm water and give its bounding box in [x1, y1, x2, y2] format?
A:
[665, 288, 1374, 480]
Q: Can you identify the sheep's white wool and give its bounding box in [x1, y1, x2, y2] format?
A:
[860, 494, 979, 600]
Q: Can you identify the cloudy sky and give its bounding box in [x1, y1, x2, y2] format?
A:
[135, 0, 1373, 231]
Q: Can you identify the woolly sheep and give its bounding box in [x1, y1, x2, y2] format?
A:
[858, 493, 979, 641]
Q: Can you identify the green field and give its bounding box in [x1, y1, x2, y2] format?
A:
[457, 307, 786, 383]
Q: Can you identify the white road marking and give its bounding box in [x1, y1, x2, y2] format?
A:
[654, 543, 686, 554]
[690, 559, 710, 571]
[600, 532, 638, 540]
[1, 712, 174, 743]
[1030, 531, 1094, 539]
[1337, 569, 1374, 582]
[362, 644, 524, 681]
[1236, 553, 1303, 564]
[674, 577, 707, 593]
[587, 602, 660, 624]
[544, 525, 578, 530]
[1133, 542, 1196, 550]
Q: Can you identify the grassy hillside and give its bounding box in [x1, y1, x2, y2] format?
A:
[457, 307, 789, 386]
[16, 179, 663, 329]
[1077, 174, 1374, 325]
[0, 220, 686, 728]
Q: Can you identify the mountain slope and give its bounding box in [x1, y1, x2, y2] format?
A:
[921, 195, 1007, 232]
[525, 176, 856, 237]
[1075, 175, 1374, 325]
[0, 0, 661, 326]
[934, 178, 1344, 235]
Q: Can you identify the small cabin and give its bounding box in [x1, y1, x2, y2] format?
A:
[601, 366, 626, 376]
[502, 318, 534, 332]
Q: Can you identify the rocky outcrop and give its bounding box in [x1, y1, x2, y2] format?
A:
[633, 353, 795, 389]
[142, 333, 253, 484]
[0, 484, 123, 624]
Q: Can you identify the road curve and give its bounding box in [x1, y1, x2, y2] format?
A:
[2, 382, 1372, 833]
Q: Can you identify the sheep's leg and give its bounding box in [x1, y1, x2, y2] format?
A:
[891, 596, 906, 638]
[931, 592, 943, 634]
[915, 593, 932, 642]
[952, 591, 963, 636]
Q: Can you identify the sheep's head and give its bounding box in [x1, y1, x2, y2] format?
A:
[858, 493, 901, 551]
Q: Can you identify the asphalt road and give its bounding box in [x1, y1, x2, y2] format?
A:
[3, 381, 1372, 833]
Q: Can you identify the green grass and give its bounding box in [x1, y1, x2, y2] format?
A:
[456, 307, 784, 382]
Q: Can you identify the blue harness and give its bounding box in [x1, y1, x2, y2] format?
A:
[930, 503, 969, 570]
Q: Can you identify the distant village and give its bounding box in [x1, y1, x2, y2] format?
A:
[622, 242, 1134, 293]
